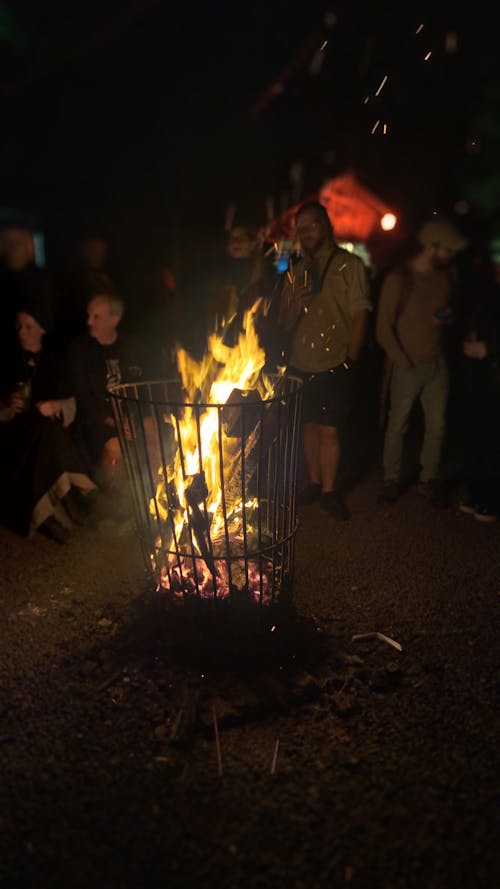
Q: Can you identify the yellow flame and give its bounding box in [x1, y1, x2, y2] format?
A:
[151, 298, 274, 549]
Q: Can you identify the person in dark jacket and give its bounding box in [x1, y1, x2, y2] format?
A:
[68, 288, 145, 487]
[0, 301, 96, 543]
[458, 246, 500, 522]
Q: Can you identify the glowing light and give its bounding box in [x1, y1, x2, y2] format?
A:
[445, 32, 457, 53]
[371, 119, 380, 134]
[454, 200, 470, 216]
[381, 213, 397, 231]
[424, 51, 432, 61]
[416, 23, 424, 35]
[375, 75, 388, 96]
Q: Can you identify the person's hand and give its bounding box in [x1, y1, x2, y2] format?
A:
[9, 391, 26, 412]
[463, 339, 488, 360]
[294, 283, 314, 311]
[36, 400, 61, 418]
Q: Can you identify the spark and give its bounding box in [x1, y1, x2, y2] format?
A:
[320, 40, 328, 51]
[364, 95, 370, 104]
[371, 119, 380, 134]
[424, 51, 432, 61]
[375, 75, 388, 96]
[416, 23, 424, 35]
[383, 123, 388, 135]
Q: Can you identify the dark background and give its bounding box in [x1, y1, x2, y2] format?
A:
[1, 0, 499, 297]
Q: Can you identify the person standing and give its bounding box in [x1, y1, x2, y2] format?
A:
[59, 233, 114, 340]
[376, 217, 467, 504]
[203, 224, 276, 346]
[278, 201, 371, 520]
[459, 242, 500, 522]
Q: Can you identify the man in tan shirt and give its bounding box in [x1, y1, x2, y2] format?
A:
[278, 201, 371, 520]
[376, 217, 467, 504]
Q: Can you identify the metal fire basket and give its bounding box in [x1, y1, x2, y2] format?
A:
[109, 375, 303, 608]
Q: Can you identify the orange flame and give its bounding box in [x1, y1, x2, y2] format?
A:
[151, 298, 276, 598]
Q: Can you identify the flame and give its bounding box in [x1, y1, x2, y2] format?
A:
[150, 298, 276, 600]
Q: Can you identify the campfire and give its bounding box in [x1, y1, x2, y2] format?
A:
[109, 299, 302, 608]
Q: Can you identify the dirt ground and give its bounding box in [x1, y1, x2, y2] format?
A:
[1, 460, 499, 889]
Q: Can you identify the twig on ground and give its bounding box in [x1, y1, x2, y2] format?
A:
[270, 738, 280, 775]
[352, 631, 403, 652]
[96, 669, 124, 693]
[212, 702, 223, 778]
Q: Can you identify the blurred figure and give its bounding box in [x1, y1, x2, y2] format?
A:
[205, 224, 276, 345]
[278, 201, 372, 520]
[376, 217, 467, 505]
[68, 289, 145, 488]
[60, 233, 114, 339]
[0, 302, 96, 543]
[0, 223, 35, 271]
[80, 235, 109, 273]
[0, 223, 57, 358]
[141, 262, 180, 377]
[458, 241, 500, 522]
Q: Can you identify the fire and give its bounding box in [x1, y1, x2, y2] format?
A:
[150, 298, 278, 602]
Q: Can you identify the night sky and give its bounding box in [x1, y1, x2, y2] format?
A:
[1, 0, 499, 282]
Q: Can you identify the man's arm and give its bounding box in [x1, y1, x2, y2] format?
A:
[347, 309, 368, 362]
[375, 274, 413, 369]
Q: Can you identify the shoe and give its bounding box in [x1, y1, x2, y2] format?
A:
[473, 507, 498, 524]
[458, 499, 476, 515]
[297, 482, 321, 506]
[377, 480, 399, 505]
[418, 480, 447, 507]
[39, 515, 71, 544]
[320, 491, 350, 521]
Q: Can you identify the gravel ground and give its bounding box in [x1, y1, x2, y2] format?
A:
[1, 465, 499, 889]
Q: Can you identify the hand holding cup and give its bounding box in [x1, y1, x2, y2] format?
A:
[294, 270, 313, 312]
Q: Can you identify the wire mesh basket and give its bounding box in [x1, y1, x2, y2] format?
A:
[109, 375, 302, 609]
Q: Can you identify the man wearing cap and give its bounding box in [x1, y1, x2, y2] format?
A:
[376, 216, 467, 504]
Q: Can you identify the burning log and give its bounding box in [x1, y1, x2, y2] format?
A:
[222, 387, 264, 438]
[185, 472, 218, 580]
